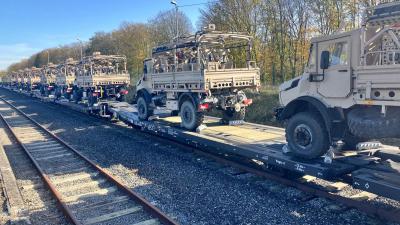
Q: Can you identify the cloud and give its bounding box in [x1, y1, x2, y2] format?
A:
[0, 43, 40, 70]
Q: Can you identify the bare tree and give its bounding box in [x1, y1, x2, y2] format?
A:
[7, 1, 384, 86]
[148, 9, 193, 45]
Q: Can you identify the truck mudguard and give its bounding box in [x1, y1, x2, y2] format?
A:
[278, 96, 345, 141]
[136, 89, 152, 103]
[178, 92, 200, 109]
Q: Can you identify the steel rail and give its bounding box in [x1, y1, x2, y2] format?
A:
[3, 89, 400, 223]
[0, 96, 179, 225]
[0, 104, 81, 225]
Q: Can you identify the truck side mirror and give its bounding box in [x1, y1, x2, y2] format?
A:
[320, 51, 330, 70]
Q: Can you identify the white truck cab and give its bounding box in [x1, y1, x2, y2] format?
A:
[277, 2, 400, 159]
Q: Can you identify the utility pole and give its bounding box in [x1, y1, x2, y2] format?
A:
[46, 50, 50, 64]
[77, 38, 83, 60]
[171, 0, 178, 71]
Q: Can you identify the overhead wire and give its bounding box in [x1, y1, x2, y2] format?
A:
[177, 0, 218, 8]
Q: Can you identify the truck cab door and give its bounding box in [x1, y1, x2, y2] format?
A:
[317, 37, 351, 98]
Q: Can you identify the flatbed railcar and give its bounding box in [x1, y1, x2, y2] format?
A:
[5, 86, 400, 203]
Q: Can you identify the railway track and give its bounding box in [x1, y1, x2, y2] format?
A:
[0, 116, 70, 225]
[0, 97, 178, 225]
[2, 88, 400, 224]
[77, 106, 400, 223]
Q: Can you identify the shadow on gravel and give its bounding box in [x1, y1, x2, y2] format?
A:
[0, 122, 71, 225]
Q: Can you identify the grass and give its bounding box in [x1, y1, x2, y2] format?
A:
[124, 85, 137, 104]
[206, 86, 282, 127]
[244, 86, 281, 126]
[126, 84, 282, 127]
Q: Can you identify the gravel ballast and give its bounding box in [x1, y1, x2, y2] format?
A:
[0, 114, 71, 225]
[1, 89, 399, 225]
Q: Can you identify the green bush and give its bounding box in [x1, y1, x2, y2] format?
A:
[124, 85, 137, 104]
[205, 86, 281, 127]
[126, 84, 281, 126]
[244, 86, 281, 126]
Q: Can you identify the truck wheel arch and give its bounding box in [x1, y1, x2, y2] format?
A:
[136, 89, 152, 103]
[280, 97, 333, 137]
[178, 93, 200, 110]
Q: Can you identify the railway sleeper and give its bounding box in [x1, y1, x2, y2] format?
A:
[3, 86, 400, 223]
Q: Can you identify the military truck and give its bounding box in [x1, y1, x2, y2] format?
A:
[21, 68, 38, 91]
[17, 69, 26, 90]
[1, 73, 12, 86]
[5, 71, 18, 89]
[276, 1, 400, 159]
[40, 63, 58, 96]
[27, 67, 42, 92]
[136, 26, 260, 130]
[55, 58, 78, 99]
[75, 52, 130, 104]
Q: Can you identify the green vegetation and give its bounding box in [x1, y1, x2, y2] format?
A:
[7, 10, 193, 83]
[0, 71, 6, 82]
[124, 85, 137, 104]
[7, 0, 374, 87]
[207, 87, 281, 127]
[4, 0, 377, 126]
[200, 0, 373, 85]
[245, 87, 280, 126]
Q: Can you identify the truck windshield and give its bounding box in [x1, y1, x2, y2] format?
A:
[308, 44, 317, 71]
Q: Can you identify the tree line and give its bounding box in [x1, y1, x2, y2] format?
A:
[7, 0, 382, 85]
[7, 10, 193, 82]
[199, 0, 381, 84]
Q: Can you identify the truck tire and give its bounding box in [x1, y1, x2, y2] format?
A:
[180, 100, 204, 130]
[222, 107, 246, 124]
[137, 96, 153, 120]
[347, 108, 400, 139]
[73, 89, 82, 103]
[286, 112, 330, 159]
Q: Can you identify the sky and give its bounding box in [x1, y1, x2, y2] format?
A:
[0, 0, 208, 70]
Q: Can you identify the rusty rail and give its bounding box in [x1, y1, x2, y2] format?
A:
[3, 88, 400, 223]
[0, 96, 179, 225]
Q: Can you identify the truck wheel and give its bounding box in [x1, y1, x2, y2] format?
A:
[347, 108, 400, 139]
[180, 100, 204, 130]
[222, 107, 246, 124]
[137, 96, 153, 120]
[286, 112, 329, 159]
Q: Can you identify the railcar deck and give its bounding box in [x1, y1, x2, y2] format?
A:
[8, 86, 400, 204]
[89, 100, 400, 202]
